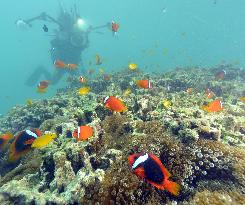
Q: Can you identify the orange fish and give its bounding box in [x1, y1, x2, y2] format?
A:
[0, 132, 14, 151]
[72, 126, 93, 141]
[111, 21, 119, 35]
[54, 59, 67, 68]
[136, 79, 153, 89]
[202, 99, 223, 113]
[239, 97, 245, 102]
[37, 80, 49, 90]
[96, 55, 102, 65]
[128, 153, 180, 196]
[186, 88, 193, 94]
[215, 70, 226, 80]
[103, 96, 127, 112]
[9, 129, 42, 162]
[79, 76, 87, 83]
[205, 88, 215, 99]
[67, 63, 78, 70]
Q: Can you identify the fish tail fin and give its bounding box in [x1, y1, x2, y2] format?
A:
[164, 179, 180, 196]
[122, 106, 128, 113]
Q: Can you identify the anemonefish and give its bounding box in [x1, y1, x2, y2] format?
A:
[205, 88, 215, 99]
[9, 129, 42, 162]
[202, 99, 223, 113]
[103, 96, 127, 112]
[37, 81, 49, 93]
[136, 79, 153, 89]
[96, 54, 102, 65]
[0, 132, 14, 151]
[54, 59, 67, 68]
[215, 70, 226, 80]
[79, 76, 87, 84]
[128, 153, 180, 196]
[111, 21, 120, 35]
[72, 126, 93, 141]
[37, 80, 49, 90]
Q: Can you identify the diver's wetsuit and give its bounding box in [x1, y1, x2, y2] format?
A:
[24, 9, 96, 86]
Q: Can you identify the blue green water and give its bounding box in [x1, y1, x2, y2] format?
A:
[0, 0, 245, 115]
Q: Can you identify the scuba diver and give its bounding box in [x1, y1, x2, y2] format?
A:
[16, 3, 108, 86]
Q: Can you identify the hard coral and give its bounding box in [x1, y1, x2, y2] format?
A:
[186, 190, 245, 205]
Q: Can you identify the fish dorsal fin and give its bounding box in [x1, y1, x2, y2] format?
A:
[149, 154, 171, 178]
[104, 96, 110, 104]
[26, 130, 38, 138]
[132, 153, 149, 169]
[77, 127, 81, 139]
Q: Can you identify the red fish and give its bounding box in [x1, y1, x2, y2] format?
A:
[103, 96, 127, 112]
[79, 76, 87, 84]
[205, 88, 215, 99]
[215, 70, 226, 80]
[72, 126, 93, 141]
[0, 132, 14, 151]
[128, 153, 180, 196]
[136, 79, 153, 89]
[9, 129, 42, 162]
[37, 80, 49, 89]
[54, 59, 67, 68]
[202, 99, 223, 113]
[111, 21, 120, 35]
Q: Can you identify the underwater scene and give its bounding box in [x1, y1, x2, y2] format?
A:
[0, 0, 245, 204]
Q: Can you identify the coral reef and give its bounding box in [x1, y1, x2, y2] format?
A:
[0, 65, 244, 204]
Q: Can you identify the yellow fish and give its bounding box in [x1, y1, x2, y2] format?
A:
[26, 99, 33, 106]
[31, 133, 57, 148]
[78, 87, 90, 95]
[99, 68, 105, 75]
[96, 54, 102, 65]
[37, 88, 47, 93]
[123, 88, 132, 97]
[128, 63, 138, 70]
[162, 99, 172, 109]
